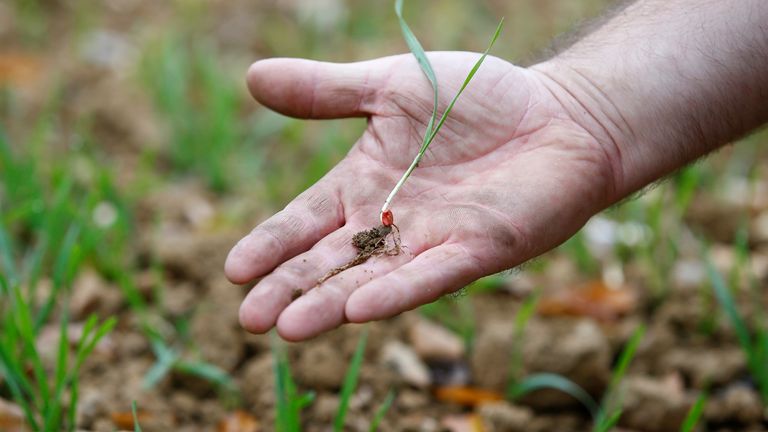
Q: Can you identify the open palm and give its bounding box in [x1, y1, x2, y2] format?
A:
[225, 53, 618, 340]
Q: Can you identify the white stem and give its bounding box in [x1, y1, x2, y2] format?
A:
[380, 156, 421, 215]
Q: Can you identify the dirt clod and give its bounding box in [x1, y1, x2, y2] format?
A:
[318, 224, 401, 284]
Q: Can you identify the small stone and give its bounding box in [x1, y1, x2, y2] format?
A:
[310, 393, 339, 423]
[296, 343, 346, 389]
[477, 401, 534, 432]
[239, 354, 275, 413]
[619, 375, 690, 431]
[706, 384, 763, 425]
[397, 389, 429, 411]
[659, 347, 745, 388]
[70, 269, 123, 319]
[409, 318, 465, 361]
[380, 340, 431, 388]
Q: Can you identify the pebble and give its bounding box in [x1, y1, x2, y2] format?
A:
[408, 318, 465, 361]
[619, 374, 690, 431]
[380, 340, 431, 388]
[296, 343, 346, 389]
[477, 401, 534, 432]
[706, 383, 764, 425]
[69, 269, 123, 319]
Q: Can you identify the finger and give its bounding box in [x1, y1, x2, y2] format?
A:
[225, 186, 343, 284]
[238, 224, 362, 334]
[275, 245, 412, 341]
[345, 243, 486, 322]
[246, 57, 393, 119]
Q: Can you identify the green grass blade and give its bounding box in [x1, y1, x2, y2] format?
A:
[607, 325, 645, 392]
[704, 253, 752, 355]
[594, 325, 645, 432]
[175, 359, 237, 391]
[380, 13, 503, 214]
[594, 409, 622, 432]
[424, 18, 504, 151]
[394, 0, 437, 141]
[132, 401, 143, 432]
[0, 219, 17, 284]
[680, 391, 707, 432]
[334, 328, 368, 432]
[144, 338, 178, 388]
[508, 373, 599, 417]
[272, 333, 301, 432]
[369, 390, 396, 432]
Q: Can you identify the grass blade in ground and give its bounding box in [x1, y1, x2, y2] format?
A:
[132, 401, 143, 432]
[334, 328, 368, 431]
[705, 254, 752, 357]
[508, 373, 599, 417]
[271, 333, 314, 432]
[369, 389, 396, 432]
[680, 391, 707, 432]
[594, 325, 645, 431]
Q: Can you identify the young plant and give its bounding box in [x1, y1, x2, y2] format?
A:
[378, 0, 504, 226]
[271, 333, 316, 432]
[508, 289, 540, 386]
[132, 401, 143, 432]
[705, 246, 768, 403]
[679, 390, 707, 432]
[508, 325, 645, 431]
[0, 276, 116, 432]
[334, 328, 368, 431]
[592, 325, 645, 432]
[270, 329, 395, 431]
[368, 390, 396, 432]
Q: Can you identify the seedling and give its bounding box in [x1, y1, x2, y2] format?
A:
[132, 401, 143, 432]
[320, 0, 504, 281]
[271, 333, 316, 432]
[704, 245, 768, 403]
[508, 325, 645, 431]
[679, 390, 707, 432]
[270, 329, 396, 431]
[334, 328, 368, 431]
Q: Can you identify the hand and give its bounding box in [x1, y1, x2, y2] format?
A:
[225, 52, 619, 341]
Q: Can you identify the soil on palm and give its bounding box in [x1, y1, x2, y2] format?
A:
[317, 224, 400, 284]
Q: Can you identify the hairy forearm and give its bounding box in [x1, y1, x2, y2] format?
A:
[531, 0, 768, 201]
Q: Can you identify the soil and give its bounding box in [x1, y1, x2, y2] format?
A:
[318, 224, 401, 284]
[3, 1, 768, 432]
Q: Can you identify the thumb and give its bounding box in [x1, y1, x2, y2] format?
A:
[246, 57, 390, 119]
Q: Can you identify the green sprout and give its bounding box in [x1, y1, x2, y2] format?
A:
[379, 0, 504, 225]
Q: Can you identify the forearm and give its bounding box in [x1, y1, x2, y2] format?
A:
[531, 0, 768, 201]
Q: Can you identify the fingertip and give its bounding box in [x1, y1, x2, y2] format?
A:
[246, 59, 279, 101]
[224, 245, 252, 285]
[239, 297, 276, 334]
[275, 303, 321, 342]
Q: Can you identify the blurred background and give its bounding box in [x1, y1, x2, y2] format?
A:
[1, 0, 768, 431]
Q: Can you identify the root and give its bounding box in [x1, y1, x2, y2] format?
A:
[317, 224, 402, 285]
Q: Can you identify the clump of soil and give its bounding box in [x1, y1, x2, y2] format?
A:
[318, 224, 401, 284]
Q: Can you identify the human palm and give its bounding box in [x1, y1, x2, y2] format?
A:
[226, 52, 616, 340]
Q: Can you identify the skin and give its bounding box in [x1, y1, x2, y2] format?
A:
[226, 0, 768, 341]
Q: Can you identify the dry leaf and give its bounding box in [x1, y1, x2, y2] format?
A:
[111, 410, 151, 430]
[0, 398, 26, 432]
[537, 280, 636, 321]
[435, 386, 504, 407]
[0, 53, 42, 88]
[217, 410, 259, 432]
